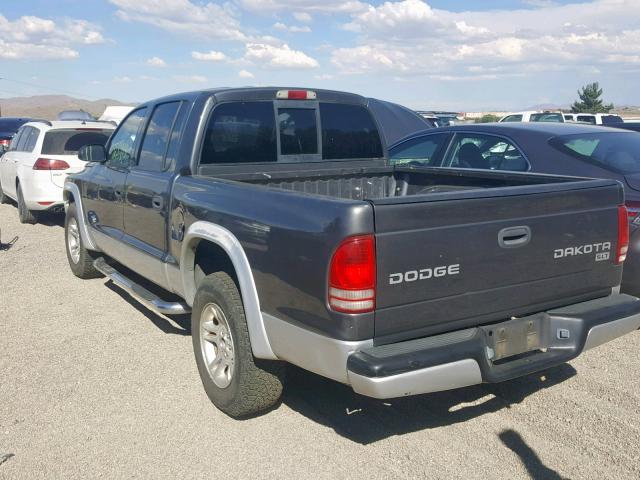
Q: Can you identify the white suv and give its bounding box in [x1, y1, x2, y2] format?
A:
[499, 111, 565, 123]
[0, 120, 114, 223]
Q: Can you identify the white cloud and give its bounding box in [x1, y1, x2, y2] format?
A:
[113, 76, 132, 83]
[173, 74, 207, 83]
[273, 22, 311, 33]
[192, 50, 227, 62]
[315, 73, 333, 80]
[293, 12, 313, 23]
[0, 14, 104, 59]
[109, 0, 246, 41]
[244, 42, 319, 69]
[146, 56, 167, 67]
[332, 0, 640, 78]
[238, 0, 367, 14]
[238, 69, 255, 78]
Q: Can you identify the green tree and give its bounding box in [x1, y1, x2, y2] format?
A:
[474, 114, 500, 123]
[571, 82, 614, 113]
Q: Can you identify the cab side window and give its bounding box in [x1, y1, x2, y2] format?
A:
[136, 102, 181, 172]
[444, 134, 529, 172]
[107, 108, 147, 169]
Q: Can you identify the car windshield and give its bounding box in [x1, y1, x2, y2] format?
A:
[549, 132, 640, 173]
[42, 129, 113, 155]
[530, 113, 563, 122]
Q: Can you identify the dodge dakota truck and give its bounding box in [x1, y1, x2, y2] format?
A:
[63, 87, 640, 417]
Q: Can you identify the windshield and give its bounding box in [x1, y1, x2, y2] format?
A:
[549, 132, 640, 173]
[530, 113, 563, 123]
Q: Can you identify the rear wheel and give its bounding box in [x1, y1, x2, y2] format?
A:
[192, 271, 285, 417]
[65, 203, 101, 279]
[17, 184, 37, 224]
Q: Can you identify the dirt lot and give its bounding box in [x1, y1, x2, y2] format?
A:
[1, 202, 640, 479]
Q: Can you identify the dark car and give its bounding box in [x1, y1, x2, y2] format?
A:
[389, 122, 640, 295]
[0, 117, 33, 153]
[62, 88, 639, 418]
[613, 122, 640, 133]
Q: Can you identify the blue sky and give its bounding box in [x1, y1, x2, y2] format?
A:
[1, 0, 639, 111]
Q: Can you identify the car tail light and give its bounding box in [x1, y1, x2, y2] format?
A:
[0, 139, 10, 147]
[276, 90, 317, 100]
[33, 158, 70, 170]
[329, 235, 376, 313]
[617, 205, 629, 264]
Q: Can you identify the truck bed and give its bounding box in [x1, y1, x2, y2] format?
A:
[200, 163, 574, 201]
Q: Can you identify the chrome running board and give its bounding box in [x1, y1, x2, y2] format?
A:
[93, 257, 190, 315]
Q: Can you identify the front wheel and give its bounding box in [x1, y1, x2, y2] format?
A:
[17, 184, 37, 224]
[65, 203, 101, 279]
[192, 271, 285, 417]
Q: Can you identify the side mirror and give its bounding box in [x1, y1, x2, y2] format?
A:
[78, 144, 107, 163]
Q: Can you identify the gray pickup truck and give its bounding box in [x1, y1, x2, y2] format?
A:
[63, 87, 640, 417]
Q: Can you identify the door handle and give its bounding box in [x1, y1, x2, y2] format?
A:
[152, 196, 163, 210]
[498, 226, 531, 248]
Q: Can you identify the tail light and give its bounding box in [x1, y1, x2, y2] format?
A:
[0, 139, 10, 147]
[328, 235, 376, 313]
[276, 90, 317, 100]
[617, 205, 629, 264]
[33, 158, 70, 170]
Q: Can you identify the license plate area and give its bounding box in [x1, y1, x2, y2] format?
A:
[481, 315, 545, 361]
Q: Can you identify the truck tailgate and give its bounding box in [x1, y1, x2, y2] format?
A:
[373, 180, 624, 344]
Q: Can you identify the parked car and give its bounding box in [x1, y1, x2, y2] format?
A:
[613, 122, 640, 133]
[563, 113, 623, 125]
[0, 117, 33, 154]
[389, 122, 640, 295]
[99, 105, 135, 125]
[416, 111, 460, 126]
[62, 87, 640, 418]
[499, 111, 565, 123]
[0, 120, 114, 223]
[57, 110, 95, 121]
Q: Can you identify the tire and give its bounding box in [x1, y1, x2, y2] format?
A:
[0, 181, 9, 204]
[17, 183, 37, 224]
[65, 203, 101, 279]
[192, 271, 285, 418]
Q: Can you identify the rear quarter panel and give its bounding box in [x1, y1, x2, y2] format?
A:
[171, 175, 377, 340]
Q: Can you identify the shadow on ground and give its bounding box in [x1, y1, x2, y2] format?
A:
[499, 429, 568, 480]
[282, 363, 576, 445]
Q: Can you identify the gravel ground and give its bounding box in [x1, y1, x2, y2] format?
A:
[1, 201, 640, 480]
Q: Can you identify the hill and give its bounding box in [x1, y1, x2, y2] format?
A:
[0, 95, 135, 120]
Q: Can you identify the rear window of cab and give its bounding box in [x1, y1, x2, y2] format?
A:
[200, 101, 383, 165]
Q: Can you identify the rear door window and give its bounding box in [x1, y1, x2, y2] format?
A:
[9, 127, 25, 151]
[15, 127, 31, 151]
[443, 133, 529, 171]
[23, 127, 39, 152]
[389, 133, 449, 167]
[42, 129, 112, 155]
[201, 102, 277, 164]
[136, 101, 181, 171]
[577, 115, 596, 124]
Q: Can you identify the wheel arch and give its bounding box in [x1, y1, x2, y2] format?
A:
[181, 221, 276, 360]
[63, 182, 99, 251]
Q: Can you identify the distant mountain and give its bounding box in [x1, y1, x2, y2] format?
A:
[524, 103, 567, 111]
[0, 95, 135, 120]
